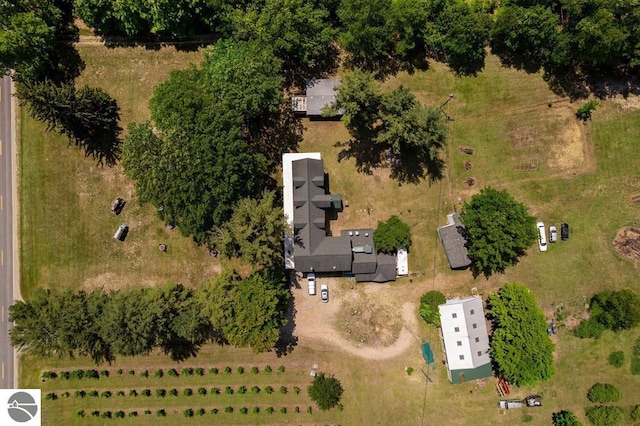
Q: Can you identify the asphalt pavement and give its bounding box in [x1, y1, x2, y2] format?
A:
[0, 75, 16, 389]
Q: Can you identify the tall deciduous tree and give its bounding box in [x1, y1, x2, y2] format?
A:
[486, 283, 555, 386]
[589, 289, 640, 331]
[212, 191, 286, 269]
[373, 215, 412, 253]
[460, 187, 537, 277]
[230, 0, 339, 88]
[418, 290, 446, 327]
[307, 373, 344, 410]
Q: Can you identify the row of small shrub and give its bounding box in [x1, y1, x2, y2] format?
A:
[42, 365, 286, 381]
[632, 337, 640, 375]
[75, 406, 314, 419]
[47, 385, 301, 400]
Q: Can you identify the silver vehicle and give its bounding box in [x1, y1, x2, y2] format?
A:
[549, 226, 557, 243]
[307, 273, 316, 295]
[321, 284, 329, 303]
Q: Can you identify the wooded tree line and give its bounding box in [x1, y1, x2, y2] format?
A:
[9, 271, 290, 363]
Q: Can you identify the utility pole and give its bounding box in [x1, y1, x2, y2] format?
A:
[439, 94, 456, 121]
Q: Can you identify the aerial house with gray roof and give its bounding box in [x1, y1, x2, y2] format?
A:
[283, 153, 398, 282]
[291, 79, 342, 117]
[437, 213, 472, 269]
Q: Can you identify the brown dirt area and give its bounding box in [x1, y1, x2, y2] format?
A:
[613, 226, 640, 262]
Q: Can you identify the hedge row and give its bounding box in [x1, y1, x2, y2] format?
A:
[46, 386, 301, 400]
[42, 365, 286, 381]
[75, 406, 314, 418]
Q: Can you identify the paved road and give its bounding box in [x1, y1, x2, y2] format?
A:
[0, 75, 16, 389]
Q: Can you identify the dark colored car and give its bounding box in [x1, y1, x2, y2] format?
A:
[561, 223, 569, 241]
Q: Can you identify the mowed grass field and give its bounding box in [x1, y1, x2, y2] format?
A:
[18, 41, 640, 425]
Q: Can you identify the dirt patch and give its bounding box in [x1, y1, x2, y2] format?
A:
[610, 94, 640, 111]
[613, 226, 640, 262]
[510, 127, 537, 148]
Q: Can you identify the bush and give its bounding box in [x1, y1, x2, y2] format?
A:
[265, 386, 274, 394]
[128, 369, 135, 375]
[128, 411, 138, 417]
[195, 367, 204, 376]
[115, 411, 125, 418]
[225, 406, 233, 413]
[280, 407, 287, 414]
[251, 386, 260, 394]
[181, 367, 193, 376]
[406, 366, 414, 376]
[552, 410, 582, 426]
[183, 408, 194, 418]
[576, 100, 599, 121]
[225, 386, 233, 395]
[337, 403, 344, 411]
[196, 408, 205, 416]
[116, 390, 125, 396]
[293, 386, 300, 394]
[237, 386, 247, 394]
[211, 387, 220, 394]
[76, 410, 85, 418]
[307, 406, 312, 414]
[140, 369, 148, 378]
[183, 388, 193, 396]
[71, 370, 84, 380]
[141, 389, 151, 397]
[418, 291, 446, 326]
[154, 369, 163, 378]
[117, 369, 123, 375]
[61, 391, 70, 398]
[41, 371, 57, 380]
[60, 371, 70, 379]
[608, 351, 624, 368]
[264, 365, 272, 373]
[100, 391, 112, 398]
[266, 407, 274, 414]
[195, 387, 205, 395]
[101, 411, 111, 419]
[91, 411, 99, 417]
[88, 390, 98, 397]
[307, 373, 344, 410]
[253, 407, 260, 414]
[156, 389, 166, 398]
[587, 383, 621, 403]
[240, 407, 248, 414]
[86, 369, 99, 379]
[251, 366, 259, 374]
[280, 386, 287, 394]
[169, 388, 178, 396]
[100, 370, 109, 377]
[632, 338, 640, 375]
[129, 389, 137, 397]
[374, 215, 412, 253]
[211, 408, 219, 414]
[585, 406, 624, 426]
[45, 392, 57, 400]
[168, 368, 178, 377]
[590, 290, 640, 331]
[278, 365, 285, 373]
[295, 406, 300, 413]
[156, 409, 166, 417]
[144, 410, 151, 415]
[224, 366, 232, 374]
[631, 405, 640, 421]
[209, 367, 219, 374]
[74, 390, 85, 398]
[574, 319, 606, 339]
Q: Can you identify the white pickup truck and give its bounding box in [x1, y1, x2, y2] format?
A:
[307, 273, 316, 295]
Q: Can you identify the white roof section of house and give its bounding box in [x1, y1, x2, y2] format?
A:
[438, 297, 491, 371]
[282, 152, 322, 269]
[396, 248, 408, 276]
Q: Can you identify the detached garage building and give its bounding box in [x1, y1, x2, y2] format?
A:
[439, 297, 492, 384]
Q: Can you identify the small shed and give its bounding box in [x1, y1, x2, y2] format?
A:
[437, 213, 472, 269]
[306, 79, 342, 116]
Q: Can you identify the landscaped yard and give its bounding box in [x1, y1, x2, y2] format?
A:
[18, 39, 640, 425]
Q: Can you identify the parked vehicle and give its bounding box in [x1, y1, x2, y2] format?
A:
[307, 273, 316, 295]
[113, 224, 128, 241]
[525, 395, 542, 407]
[498, 400, 523, 409]
[321, 284, 329, 303]
[536, 222, 547, 252]
[549, 226, 557, 243]
[561, 223, 569, 241]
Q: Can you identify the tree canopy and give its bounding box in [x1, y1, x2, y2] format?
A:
[123, 40, 301, 243]
[486, 283, 555, 386]
[418, 290, 446, 327]
[460, 187, 537, 277]
[589, 289, 640, 332]
[212, 191, 286, 269]
[307, 373, 344, 410]
[373, 215, 412, 253]
[329, 70, 447, 183]
[552, 410, 582, 426]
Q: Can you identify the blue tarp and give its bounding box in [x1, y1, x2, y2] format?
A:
[422, 343, 434, 364]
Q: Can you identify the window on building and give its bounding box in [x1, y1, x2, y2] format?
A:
[472, 323, 477, 329]
[457, 341, 462, 346]
[459, 355, 464, 360]
[470, 309, 475, 315]
[452, 313, 457, 318]
[477, 351, 482, 357]
[454, 327, 460, 332]
[475, 337, 479, 343]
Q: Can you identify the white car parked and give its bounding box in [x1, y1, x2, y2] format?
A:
[537, 222, 547, 252]
[307, 273, 316, 295]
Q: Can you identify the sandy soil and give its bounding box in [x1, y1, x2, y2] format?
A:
[291, 278, 421, 361]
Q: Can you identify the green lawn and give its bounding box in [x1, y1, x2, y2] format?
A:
[17, 41, 640, 426]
